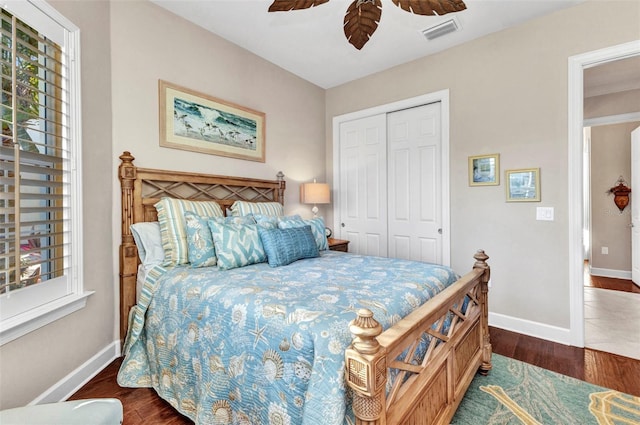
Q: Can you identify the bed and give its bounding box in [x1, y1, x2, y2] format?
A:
[117, 151, 492, 425]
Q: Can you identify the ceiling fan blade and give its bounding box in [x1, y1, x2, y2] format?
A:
[391, 0, 466, 16]
[343, 0, 382, 50]
[268, 0, 330, 12]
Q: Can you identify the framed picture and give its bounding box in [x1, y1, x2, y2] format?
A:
[469, 154, 500, 186]
[506, 168, 541, 202]
[159, 80, 266, 162]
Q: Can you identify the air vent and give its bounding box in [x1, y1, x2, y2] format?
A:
[421, 17, 460, 41]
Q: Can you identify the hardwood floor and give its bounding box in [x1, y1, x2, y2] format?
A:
[584, 263, 640, 293]
[69, 327, 640, 424]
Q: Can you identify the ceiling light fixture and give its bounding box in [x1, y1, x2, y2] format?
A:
[268, 0, 467, 50]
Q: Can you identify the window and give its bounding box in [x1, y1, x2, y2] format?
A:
[0, 1, 88, 345]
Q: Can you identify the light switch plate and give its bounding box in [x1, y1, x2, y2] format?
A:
[536, 207, 554, 221]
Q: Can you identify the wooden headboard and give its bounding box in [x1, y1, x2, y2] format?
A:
[118, 151, 286, 340]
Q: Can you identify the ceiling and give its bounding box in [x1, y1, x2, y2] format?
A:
[584, 55, 640, 98]
[151, 0, 588, 89]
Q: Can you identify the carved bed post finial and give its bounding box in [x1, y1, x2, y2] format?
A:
[119, 151, 138, 342]
[473, 250, 492, 374]
[276, 171, 285, 205]
[345, 309, 387, 425]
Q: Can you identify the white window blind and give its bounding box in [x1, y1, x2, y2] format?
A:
[0, 2, 87, 343]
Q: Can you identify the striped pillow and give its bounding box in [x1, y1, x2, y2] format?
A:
[278, 217, 329, 251]
[155, 198, 224, 266]
[230, 201, 284, 217]
[259, 225, 319, 267]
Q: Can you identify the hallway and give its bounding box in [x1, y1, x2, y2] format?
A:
[584, 270, 640, 360]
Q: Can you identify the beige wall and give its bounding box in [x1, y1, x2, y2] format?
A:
[326, 1, 640, 329]
[0, 0, 115, 409]
[585, 88, 640, 119]
[110, 0, 326, 216]
[590, 122, 637, 272]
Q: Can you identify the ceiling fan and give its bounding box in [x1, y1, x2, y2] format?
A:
[268, 0, 467, 50]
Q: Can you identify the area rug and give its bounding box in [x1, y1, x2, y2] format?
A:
[451, 354, 640, 424]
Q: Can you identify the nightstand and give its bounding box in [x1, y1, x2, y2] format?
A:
[327, 238, 349, 252]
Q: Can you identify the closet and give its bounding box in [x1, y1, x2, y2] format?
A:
[334, 100, 448, 265]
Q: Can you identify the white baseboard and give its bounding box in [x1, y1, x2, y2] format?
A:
[489, 312, 572, 346]
[589, 267, 632, 280]
[30, 340, 121, 405]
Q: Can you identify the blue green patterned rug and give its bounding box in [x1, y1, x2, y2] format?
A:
[451, 354, 640, 424]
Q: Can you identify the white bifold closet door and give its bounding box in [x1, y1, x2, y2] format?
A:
[338, 114, 388, 257]
[337, 102, 442, 263]
[387, 103, 443, 264]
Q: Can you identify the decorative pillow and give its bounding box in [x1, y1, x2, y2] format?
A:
[211, 215, 256, 226]
[278, 217, 329, 251]
[130, 222, 164, 266]
[253, 214, 301, 229]
[184, 212, 217, 268]
[230, 201, 284, 217]
[155, 198, 224, 266]
[259, 225, 319, 267]
[207, 221, 266, 270]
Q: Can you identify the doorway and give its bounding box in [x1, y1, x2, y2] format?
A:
[582, 118, 640, 359]
[568, 40, 640, 348]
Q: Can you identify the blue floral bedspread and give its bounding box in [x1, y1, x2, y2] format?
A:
[117, 251, 458, 425]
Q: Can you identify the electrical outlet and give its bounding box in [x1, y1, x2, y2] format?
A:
[601, 246, 609, 255]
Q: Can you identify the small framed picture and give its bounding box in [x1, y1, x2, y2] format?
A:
[506, 168, 540, 202]
[469, 154, 500, 186]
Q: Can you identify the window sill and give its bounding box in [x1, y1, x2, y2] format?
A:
[0, 291, 94, 346]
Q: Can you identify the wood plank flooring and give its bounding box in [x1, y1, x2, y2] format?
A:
[584, 262, 640, 293]
[69, 327, 640, 424]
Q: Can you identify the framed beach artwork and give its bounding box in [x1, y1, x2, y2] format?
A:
[159, 80, 266, 162]
[469, 154, 500, 186]
[506, 168, 541, 202]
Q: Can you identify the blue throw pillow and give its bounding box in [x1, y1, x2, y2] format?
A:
[278, 217, 329, 251]
[259, 225, 319, 267]
[253, 214, 302, 229]
[184, 212, 217, 267]
[208, 221, 266, 270]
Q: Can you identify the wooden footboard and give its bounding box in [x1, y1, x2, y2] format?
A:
[346, 250, 491, 425]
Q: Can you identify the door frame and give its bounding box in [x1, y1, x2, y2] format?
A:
[568, 40, 640, 347]
[332, 90, 451, 266]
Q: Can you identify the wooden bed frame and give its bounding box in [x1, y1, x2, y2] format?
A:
[118, 151, 492, 425]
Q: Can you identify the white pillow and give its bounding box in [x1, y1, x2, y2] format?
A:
[130, 222, 165, 266]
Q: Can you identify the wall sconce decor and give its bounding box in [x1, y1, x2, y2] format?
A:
[607, 176, 631, 212]
[300, 179, 330, 217]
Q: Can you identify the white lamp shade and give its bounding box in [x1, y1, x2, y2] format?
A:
[300, 182, 330, 204]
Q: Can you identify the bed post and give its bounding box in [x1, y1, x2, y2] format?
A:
[119, 151, 137, 342]
[276, 171, 285, 204]
[473, 249, 492, 374]
[345, 309, 387, 425]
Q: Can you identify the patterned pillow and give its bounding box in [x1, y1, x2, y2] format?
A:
[208, 221, 266, 270]
[184, 212, 217, 268]
[211, 215, 256, 226]
[259, 225, 319, 267]
[230, 201, 284, 217]
[278, 217, 329, 251]
[253, 214, 301, 229]
[155, 198, 224, 266]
